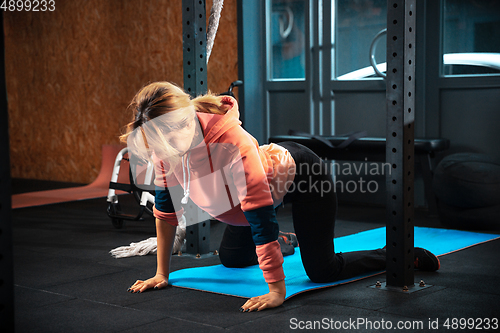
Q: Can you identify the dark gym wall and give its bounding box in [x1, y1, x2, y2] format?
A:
[0, 11, 14, 331]
[4, 0, 238, 184]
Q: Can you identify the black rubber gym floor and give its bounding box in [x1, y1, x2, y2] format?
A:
[11, 180, 500, 332]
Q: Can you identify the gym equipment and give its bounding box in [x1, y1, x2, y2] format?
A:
[433, 152, 500, 230]
[433, 153, 500, 209]
[169, 226, 500, 299]
[220, 80, 242, 97]
[106, 148, 155, 229]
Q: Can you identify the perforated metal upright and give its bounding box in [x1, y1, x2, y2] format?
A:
[183, 0, 208, 97]
[385, 0, 416, 288]
[182, 0, 211, 256]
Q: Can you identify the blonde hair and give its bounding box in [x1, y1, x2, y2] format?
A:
[121, 81, 226, 176]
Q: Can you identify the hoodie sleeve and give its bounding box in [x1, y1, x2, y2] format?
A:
[243, 205, 285, 283]
[152, 155, 183, 226]
[153, 185, 184, 227]
[224, 127, 285, 283]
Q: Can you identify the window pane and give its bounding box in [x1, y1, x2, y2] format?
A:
[334, 0, 387, 80]
[443, 0, 500, 76]
[269, 0, 306, 80]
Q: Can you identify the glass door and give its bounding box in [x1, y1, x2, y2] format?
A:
[264, 0, 390, 139]
[327, 0, 388, 137]
[265, 0, 311, 138]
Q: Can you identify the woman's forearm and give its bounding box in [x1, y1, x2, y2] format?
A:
[155, 218, 177, 278]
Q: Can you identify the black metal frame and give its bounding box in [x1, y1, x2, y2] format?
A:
[385, 0, 417, 288]
[182, 0, 211, 256]
[0, 12, 15, 331]
[106, 158, 154, 229]
[183, 0, 208, 98]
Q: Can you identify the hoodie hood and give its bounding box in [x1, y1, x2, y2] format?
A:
[197, 95, 242, 145]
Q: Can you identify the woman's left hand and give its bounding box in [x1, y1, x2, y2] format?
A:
[240, 291, 285, 312]
[240, 279, 286, 312]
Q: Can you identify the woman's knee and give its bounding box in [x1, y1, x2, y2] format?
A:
[218, 248, 237, 268]
[305, 268, 337, 283]
[219, 249, 258, 268]
[302, 253, 343, 283]
[219, 225, 258, 268]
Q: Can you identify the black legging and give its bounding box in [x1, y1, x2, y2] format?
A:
[218, 142, 386, 283]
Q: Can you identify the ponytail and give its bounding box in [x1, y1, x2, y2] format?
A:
[192, 92, 226, 115]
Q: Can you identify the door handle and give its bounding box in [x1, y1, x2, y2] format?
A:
[370, 28, 387, 79]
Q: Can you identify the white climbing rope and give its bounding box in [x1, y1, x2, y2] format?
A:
[110, 215, 186, 258]
[206, 0, 224, 63]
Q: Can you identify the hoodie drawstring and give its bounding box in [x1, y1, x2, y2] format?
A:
[181, 153, 191, 205]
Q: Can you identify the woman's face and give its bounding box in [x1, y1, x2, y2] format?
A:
[162, 117, 197, 156]
[137, 105, 202, 161]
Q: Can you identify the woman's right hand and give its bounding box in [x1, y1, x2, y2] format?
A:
[127, 274, 168, 293]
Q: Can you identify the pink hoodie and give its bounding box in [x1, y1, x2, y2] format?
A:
[153, 96, 295, 283]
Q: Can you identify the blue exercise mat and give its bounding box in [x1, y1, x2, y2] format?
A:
[169, 227, 500, 299]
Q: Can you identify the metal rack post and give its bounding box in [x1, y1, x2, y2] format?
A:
[385, 0, 416, 289]
[182, 0, 211, 256]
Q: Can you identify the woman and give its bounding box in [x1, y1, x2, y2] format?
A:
[122, 82, 440, 312]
